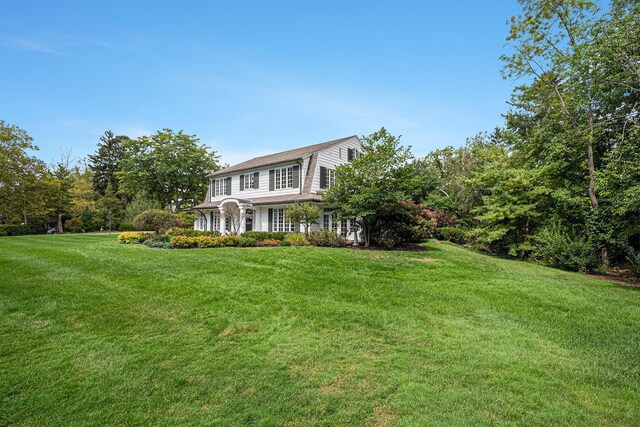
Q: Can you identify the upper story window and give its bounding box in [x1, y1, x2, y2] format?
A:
[275, 166, 293, 189]
[319, 166, 335, 189]
[240, 172, 258, 191]
[213, 177, 230, 197]
[269, 165, 300, 191]
[347, 148, 360, 161]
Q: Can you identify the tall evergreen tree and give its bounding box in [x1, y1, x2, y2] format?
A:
[88, 130, 129, 197]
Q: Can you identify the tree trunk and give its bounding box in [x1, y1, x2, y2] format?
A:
[56, 213, 64, 233]
[587, 103, 609, 268]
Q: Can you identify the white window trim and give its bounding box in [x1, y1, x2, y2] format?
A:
[274, 166, 293, 190]
[243, 174, 254, 190]
[272, 208, 294, 232]
[213, 178, 227, 197]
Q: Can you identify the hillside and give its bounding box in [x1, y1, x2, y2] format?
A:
[1, 235, 638, 425]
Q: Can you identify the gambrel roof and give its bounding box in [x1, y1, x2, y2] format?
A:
[208, 135, 358, 177]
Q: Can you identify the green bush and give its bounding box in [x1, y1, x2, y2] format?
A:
[256, 239, 281, 247]
[435, 227, 468, 245]
[133, 209, 180, 234]
[242, 231, 288, 241]
[119, 222, 135, 232]
[64, 216, 85, 233]
[308, 230, 345, 247]
[118, 232, 154, 244]
[182, 230, 221, 238]
[238, 237, 257, 247]
[284, 232, 309, 246]
[0, 224, 45, 236]
[279, 240, 292, 246]
[534, 223, 598, 272]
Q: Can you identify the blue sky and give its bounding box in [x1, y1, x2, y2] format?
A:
[1, 1, 521, 166]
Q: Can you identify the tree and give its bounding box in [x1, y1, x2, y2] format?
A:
[0, 120, 50, 226]
[323, 127, 417, 247]
[124, 191, 162, 222]
[133, 209, 180, 235]
[47, 153, 74, 233]
[97, 183, 123, 230]
[285, 203, 320, 236]
[88, 131, 129, 197]
[119, 129, 220, 211]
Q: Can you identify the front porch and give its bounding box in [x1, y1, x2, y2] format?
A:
[193, 199, 356, 239]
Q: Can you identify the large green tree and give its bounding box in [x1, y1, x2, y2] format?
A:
[324, 127, 417, 247]
[119, 129, 220, 212]
[88, 130, 130, 197]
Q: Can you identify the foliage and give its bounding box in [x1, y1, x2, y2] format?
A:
[373, 200, 435, 247]
[283, 232, 309, 246]
[170, 235, 239, 249]
[119, 129, 220, 211]
[285, 203, 320, 236]
[241, 231, 289, 241]
[324, 127, 417, 246]
[117, 232, 153, 244]
[64, 216, 85, 233]
[308, 230, 345, 247]
[279, 240, 292, 247]
[534, 222, 598, 272]
[0, 224, 45, 236]
[133, 209, 180, 234]
[124, 191, 162, 222]
[237, 237, 257, 247]
[119, 222, 135, 232]
[87, 130, 129, 197]
[255, 239, 282, 247]
[434, 227, 468, 245]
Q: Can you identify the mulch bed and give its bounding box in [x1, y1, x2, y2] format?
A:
[587, 269, 640, 288]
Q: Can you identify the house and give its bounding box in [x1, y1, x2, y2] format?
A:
[192, 135, 362, 238]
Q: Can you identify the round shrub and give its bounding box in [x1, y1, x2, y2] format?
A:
[238, 237, 257, 247]
[118, 232, 154, 244]
[284, 232, 309, 246]
[308, 230, 345, 247]
[133, 209, 180, 234]
[279, 240, 291, 246]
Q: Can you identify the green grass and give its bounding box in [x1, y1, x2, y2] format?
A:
[1, 235, 639, 426]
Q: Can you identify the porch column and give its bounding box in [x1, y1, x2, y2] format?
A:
[219, 206, 226, 236]
[239, 206, 246, 234]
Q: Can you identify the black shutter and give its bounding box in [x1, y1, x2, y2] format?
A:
[210, 212, 214, 231]
[268, 208, 273, 232]
[225, 177, 232, 195]
[253, 172, 259, 189]
[239, 174, 244, 191]
[269, 169, 275, 191]
[347, 148, 354, 161]
[292, 165, 300, 189]
[319, 166, 327, 189]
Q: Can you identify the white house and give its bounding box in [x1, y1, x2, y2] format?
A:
[192, 135, 362, 238]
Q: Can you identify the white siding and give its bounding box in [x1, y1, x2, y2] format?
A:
[311, 137, 361, 193]
[209, 157, 310, 203]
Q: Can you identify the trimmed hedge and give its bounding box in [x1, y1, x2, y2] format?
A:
[118, 232, 154, 244]
[434, 227, 468, 245]
[308, 230, 345, 247]
[241, 231, 289, 241]
[0, 224, 46, 236]
[171, 235, 239, 249]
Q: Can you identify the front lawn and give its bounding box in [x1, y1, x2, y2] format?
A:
[1, 234, 638, 425]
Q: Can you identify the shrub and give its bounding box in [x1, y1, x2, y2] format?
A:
[373, 200, 436, 247]
[133, 209, 181, 234]
[171, 235, 197, 249]
[119, 222, 135, 232]
[164, 227, 185, 237]
[242, 231, 288, 241]
[308, 230, 345, 247]
[284, 232, 309, 246]
[256, 239, 281, 247]
[196, 236, 221, 248]
[534, 223, 598, 272]
[432, 209, 458, 228]
[238, 237, 257, 247]
[118, 232, 153, 244]
[218, 236, 240, 247]
[182, 230, 221, 238]
[280, 240, 292, 246]
[435, 227, 468, 245]
[64, 216, 85, 233]
[0, 224, 45, 236]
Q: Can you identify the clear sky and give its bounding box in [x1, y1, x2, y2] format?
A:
[1, 1, 521, 166]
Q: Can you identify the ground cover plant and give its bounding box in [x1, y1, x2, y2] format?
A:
[1, 234, 638, 425]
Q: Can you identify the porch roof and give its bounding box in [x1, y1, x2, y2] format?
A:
[192, 193, 323, 210]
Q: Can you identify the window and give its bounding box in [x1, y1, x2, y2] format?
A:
[213, 178, 228, 196]
[199, 215, 205, 230]
[211, 211, 220, 231]
[243, 173, 254, 190]
[275, 166, 293, 190]
[326, 169, 336, 188]
[322, 213, 331, 230]
[272, 208, 294, 232]
[339, 219, 349, 237]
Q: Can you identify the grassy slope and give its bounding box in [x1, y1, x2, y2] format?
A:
[0, 235, 638, 426]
